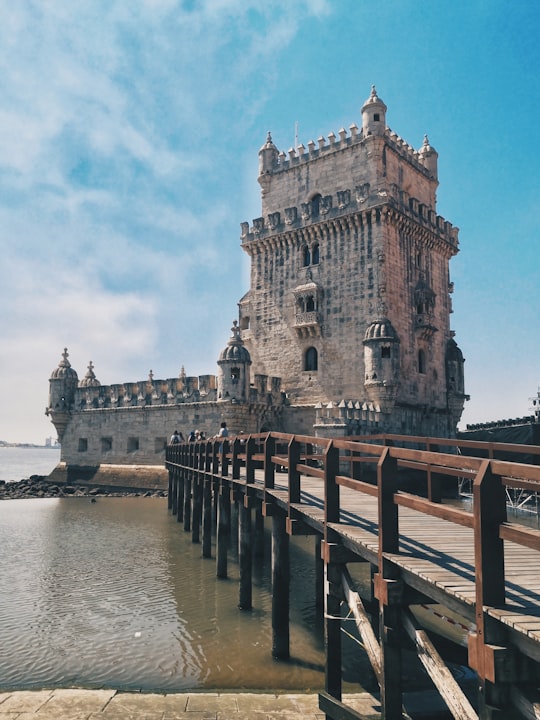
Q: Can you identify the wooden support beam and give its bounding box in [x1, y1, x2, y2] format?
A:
[510, 685, 540, 720]
[318, 691, 371, 720]
[468, 633, 516, 684]
[322, 541, 366, 564]
[286, 518, 319, 536]
[341, 567, 382, 685]
[402, 608, 477, 720]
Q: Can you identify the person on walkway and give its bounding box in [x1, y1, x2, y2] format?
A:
[217, 421, 229, 439]
[188, 430, 196, 442]
[170, 430, 183, 444]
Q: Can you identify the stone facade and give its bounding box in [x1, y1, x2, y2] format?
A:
[239, 87, 467, 437]
[46, 87, 467, 480]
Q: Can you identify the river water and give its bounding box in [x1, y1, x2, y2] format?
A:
[0, 448, 373, 693]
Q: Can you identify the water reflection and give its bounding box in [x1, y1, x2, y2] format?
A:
[0, 497, 369, 692]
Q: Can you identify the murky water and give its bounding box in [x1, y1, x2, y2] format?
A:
[0, 496, 374, 693]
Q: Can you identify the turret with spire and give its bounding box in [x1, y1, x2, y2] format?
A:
[46, 348, 79, 441]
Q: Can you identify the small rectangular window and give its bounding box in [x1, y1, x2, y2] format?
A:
[381, 347, 391, 358]
[155, 437, 167, 453]
[373, 113, 380, 121]
[101, 437, 112, 452]
[127, 437, 139, 452]
[78, 438, 88, 452]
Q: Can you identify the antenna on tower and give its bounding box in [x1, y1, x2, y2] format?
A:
[294, 121, 298, 149]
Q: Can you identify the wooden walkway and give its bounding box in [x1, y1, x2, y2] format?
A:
[165, 432, 540, 720]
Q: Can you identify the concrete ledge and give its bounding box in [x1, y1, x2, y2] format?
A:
[48, 463, 168, 492]
[0, 690, 382, 719]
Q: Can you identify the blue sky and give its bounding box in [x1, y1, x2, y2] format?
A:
[0, 0, 538, 444]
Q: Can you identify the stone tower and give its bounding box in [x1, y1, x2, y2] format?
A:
[239, 87, 467, 436]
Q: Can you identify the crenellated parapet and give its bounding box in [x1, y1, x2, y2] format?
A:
[75, 372, 219, 410]
[241, 181, 458, 253]
[258, 123, 432, 178]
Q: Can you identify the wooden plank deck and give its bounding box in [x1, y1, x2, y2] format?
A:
[261, 470, 540, 659]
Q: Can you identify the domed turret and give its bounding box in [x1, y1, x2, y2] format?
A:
[363, 318, 400, 409]
[217, 321, 252, 402]
[46, 348, 79, 441]
[361, 85, 387, 138]
[79, 360, 100, 388]
[445, 338, 468, 431]
[418, 134, 438, 181]
[258, 132, 279, 194]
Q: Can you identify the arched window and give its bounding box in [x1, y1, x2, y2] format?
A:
[312, 243, 320, 265]
[418, 349, 426, 374]
[304, 347, 318, 372]
[303, 245, 311, 266]
[311, 194, 321, 218]
[231, 367, 240, 383]
[306, 295, 315, 312]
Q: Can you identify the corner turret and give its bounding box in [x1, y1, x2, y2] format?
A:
[445, 338, 468, 429]
[363, 318, 400, 410]
[258, 132, 279, 195]
[217, 321, 252, 403]
[46, 348, 79, 441]
[361, 85, 387, 137]
[418, 134, 438, 181]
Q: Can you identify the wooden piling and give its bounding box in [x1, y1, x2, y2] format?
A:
[271, 510, 289, 659]
[216, 481, 230, 579]
[238, 498, 252, 610]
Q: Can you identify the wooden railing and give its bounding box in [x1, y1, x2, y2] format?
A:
[165, 431, 540, 720]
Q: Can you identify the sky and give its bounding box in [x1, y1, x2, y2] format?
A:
[0, 0, 539, 445]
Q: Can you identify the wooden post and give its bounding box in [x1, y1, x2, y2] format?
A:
[232, 438, 241, 480]
[221, 439, 230, 478]
[264, 434, 276, 490]
[230, 493, 239, 558]
[288, 436, 301, 504]
[315, 534, 324, 622]
[191, 464, 203, 543]
[202, 473, 212, 558]
[376, 446, 403, 720]
[176, 468, 184, 524]
[324, 441, 340, 529]
[245, 436, 255, 484]
[238, 498, 252, 610]
[271, 510, 289, 659]
[169, 468, 177, 514]
[325, 560, 342, 706]
[183, 467, 192, 534]
[216, 481, 230, 579]
[168, 467, 174, 511]
[254, 501, 265, 559]
[469, 460, 508, 718]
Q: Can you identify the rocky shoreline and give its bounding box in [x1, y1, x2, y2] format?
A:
[0, 476, 167, 500]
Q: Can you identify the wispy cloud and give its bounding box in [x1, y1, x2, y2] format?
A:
[0, 0, 330, 442]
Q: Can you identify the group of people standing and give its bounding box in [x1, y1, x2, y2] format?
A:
[169, 422, 228, 445]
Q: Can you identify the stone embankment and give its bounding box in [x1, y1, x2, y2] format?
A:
[0, 476, 167, 500]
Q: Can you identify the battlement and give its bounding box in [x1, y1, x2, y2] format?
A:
[241, 180, 458, 250]
[73, 371, 283, 411]
[263, 124, 430, 176]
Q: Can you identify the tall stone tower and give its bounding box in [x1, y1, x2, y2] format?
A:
[239, 87, 467, 437]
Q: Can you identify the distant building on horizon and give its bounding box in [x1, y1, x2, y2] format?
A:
[46, 87, 468, 485]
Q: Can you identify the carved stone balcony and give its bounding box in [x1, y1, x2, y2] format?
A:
[293, 311, 322, 338]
